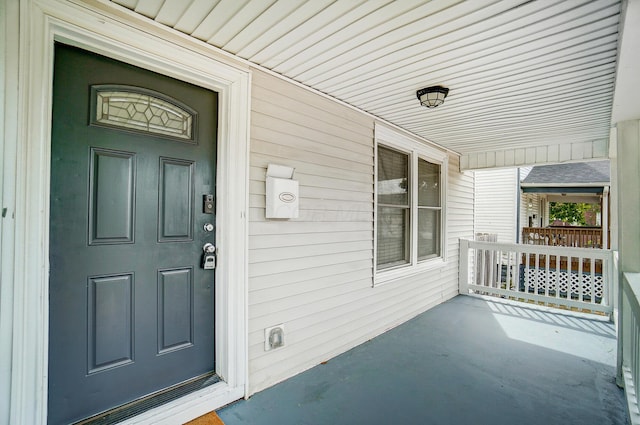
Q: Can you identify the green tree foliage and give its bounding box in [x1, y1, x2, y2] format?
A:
[549, 202, 600, 226]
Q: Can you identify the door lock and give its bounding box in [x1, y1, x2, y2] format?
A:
[203, 194, 214, 214]
[201, 243, 216, 270]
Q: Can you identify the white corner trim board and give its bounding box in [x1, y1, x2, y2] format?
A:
[6, 1, 250, 424]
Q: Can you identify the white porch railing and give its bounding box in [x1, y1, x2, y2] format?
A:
[459, 239, 614, 315]
[620, 272, 640, 425]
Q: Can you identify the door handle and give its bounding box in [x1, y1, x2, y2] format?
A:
[202, 243, 216, 270]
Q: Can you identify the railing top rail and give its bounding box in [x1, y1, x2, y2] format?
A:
[462, 238, 613, 259]
[523, 226, 603, 231]
[521, 227, 606, 249]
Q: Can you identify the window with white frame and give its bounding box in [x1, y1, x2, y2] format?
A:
[375, 125, 446, 279]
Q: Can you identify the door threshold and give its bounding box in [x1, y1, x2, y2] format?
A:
[74, 372, 220, 425]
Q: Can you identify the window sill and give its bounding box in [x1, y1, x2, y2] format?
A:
[373, 257, 447, 287]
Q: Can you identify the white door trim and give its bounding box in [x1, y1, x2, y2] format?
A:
[9, 1, 250, 423]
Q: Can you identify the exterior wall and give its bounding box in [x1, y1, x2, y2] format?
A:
[247, 69, 474, 394]
[521, 193, 541, 228]
[473, 168, 518, 243]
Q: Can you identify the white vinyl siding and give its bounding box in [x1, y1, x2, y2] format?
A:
[474, 168, 519, 243]
[518, 167, 536, 242]
[247, 69, 474, 395]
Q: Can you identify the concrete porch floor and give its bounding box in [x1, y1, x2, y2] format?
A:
[217, 296, 628, 425]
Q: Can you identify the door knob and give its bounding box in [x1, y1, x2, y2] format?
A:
[203, 243, 216, 253]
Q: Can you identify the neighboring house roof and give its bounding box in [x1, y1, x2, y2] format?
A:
[521, 160, 610, 187]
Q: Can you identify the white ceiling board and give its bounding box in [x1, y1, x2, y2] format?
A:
[286, 0, 473, 82]
[133, 0, 163, 18]
[273, 0, 431, 76]
[189, 0, 250, 42]
[111, 0, 136, 9]
[248, 0, 374, 65]
[302, 0, 546, 88]
[105, 0, 624, 160]
[154, 0, 194, 27]
[172, 0, 220, 35]
[207, 1, 275, 47]
[234, 0, 334, 59]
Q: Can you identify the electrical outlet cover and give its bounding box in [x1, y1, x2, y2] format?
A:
[264, 324, 285, 351]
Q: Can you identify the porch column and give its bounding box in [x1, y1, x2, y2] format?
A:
[616, 119, 640, 274]
[614, 119, 640, 387]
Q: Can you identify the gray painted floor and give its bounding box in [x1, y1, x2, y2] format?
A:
[218, 296, 628, 425]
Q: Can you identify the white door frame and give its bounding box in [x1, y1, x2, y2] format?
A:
[7, 1, 250, 423]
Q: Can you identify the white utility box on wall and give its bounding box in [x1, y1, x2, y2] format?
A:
[265, 164, 299, 219]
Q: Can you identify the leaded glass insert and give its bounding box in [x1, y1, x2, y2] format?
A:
[92, 85, 195, 141]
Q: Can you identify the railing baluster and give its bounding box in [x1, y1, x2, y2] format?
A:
[560, 255, 565, 300]
[518, 250, 523, 294]
[506, 250, 513, 291]
[496, 250, 502, 289]
[545, 253, 550, 298]
[603, 254, 610, 307]
[555, 255, 561, 300]
[567, 255, 573, 301]
[590, 257, 596, 305]
[535, 253, 540, 297]
[511, 251, 522, 292]
[488, 248, 495, 289]
[525, 251, 530, 295]
[636, 317, 640, 408]
[631, 312, 637, 407]
[480, 248, 486, 288]
[578, 256, 584, 303]
[462, 239, 470, 295]
[629, 312, 640, 403]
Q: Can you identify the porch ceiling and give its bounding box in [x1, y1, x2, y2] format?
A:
[106, 0, 623, 168]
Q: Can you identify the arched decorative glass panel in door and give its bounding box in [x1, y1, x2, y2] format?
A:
[91, 85, 197, 142]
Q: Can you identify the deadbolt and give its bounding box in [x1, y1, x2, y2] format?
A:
[203, 223, 214, 232]
[203, 194, 214, 214]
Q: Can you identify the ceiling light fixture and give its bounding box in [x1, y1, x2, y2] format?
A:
[416, 86, 449, 108]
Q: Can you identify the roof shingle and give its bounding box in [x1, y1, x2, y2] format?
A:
[521, 161, 610, 185]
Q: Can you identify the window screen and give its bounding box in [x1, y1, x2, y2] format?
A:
[417, 158, 441, 260]
[376, 146, 410, 269]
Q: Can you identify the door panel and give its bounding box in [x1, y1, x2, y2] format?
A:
[88, 273, 135, 373]
[49, 43, 218, 424]
[159, 158, 195, 241]
[158, 267, 194, 353]
[89, 148, 136, 244]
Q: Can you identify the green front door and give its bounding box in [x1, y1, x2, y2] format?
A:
[48, 44, 218, 424]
